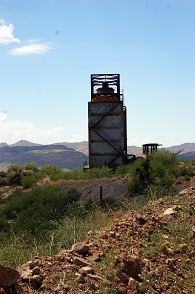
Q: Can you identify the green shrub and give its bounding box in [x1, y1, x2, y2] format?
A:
[127, 174, 144, 196]
[114, 164, 132, 177]
[41, 165, 113, 181]
[7, 164, 22, 173]
[83, 198, 94, 211]
[86, 166, 113, 179]
[160, 174, 175, 188]
[21, 176, 35, 189]
[126, 158, 151, 196]
[178, 164, 193, 177]
[21, 171, 42, 188]
[102, 196, 120, 208]
[0, 177, 7, 186]
[23, 162, 39, 171]
[0, 171, 6, 178]
[61, 169, 85, 181]
[126, 150, 186, 197]
[8, 173, 22, 186]
[41, 164, 63, 177]
[0, 186, 81, 235]
[184, 175, 190, 181]
[0, 213, 8, 231]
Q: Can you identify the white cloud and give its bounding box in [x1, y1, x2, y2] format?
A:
[0, 112, 6, 121]
[0, 19, 20, 44]
[0, 118, 66, 144]
[68, 134, 85, 142]
[9, 42, 53, 55]
[0, 20, 53, 55]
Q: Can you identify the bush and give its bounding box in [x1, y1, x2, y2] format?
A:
[127, 175, 144, 196]
[8, 173, 22, 186]
[0, 171, 6, 178]
[86, 166, 113, 179]
[41, 164, 64, 179]
[126, 150, 184, 197]
[0, 186, 81, 235]
[7, 164, 22, 173]
[61, 169, 85, 181]
[114, 164, 132, 177]
[0, 177, 7, 186]
[23, 162, 39, 171]
[21, 171, 42, 188]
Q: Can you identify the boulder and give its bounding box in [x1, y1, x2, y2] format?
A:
[71, 242, 90, 255]
[0, 264, 19, 287]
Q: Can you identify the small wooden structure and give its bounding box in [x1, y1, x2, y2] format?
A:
[142, 143, 162, 155]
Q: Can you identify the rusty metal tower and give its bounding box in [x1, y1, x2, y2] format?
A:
[88, 74, 127, 168]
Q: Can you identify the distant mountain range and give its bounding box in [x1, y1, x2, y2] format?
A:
[0, 140, 88, 171]
[166, 143, 195, 161]
[0, 140, 194, 171]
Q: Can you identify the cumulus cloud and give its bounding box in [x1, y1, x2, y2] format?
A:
[0, 20, 54, 55]
[68, 134, 85, 142]
[9, 42, 53, 55]
[0, 19, 20, 44]
[0, 112, 6, 121]
[0, 118, 66, 144]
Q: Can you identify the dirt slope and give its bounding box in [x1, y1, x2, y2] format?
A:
[15, 181, 195, 293]
[1, 178, 195, 293]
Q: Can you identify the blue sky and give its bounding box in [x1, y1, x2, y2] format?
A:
[0, 0, 194, 147]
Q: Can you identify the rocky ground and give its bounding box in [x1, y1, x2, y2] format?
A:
[0, 178, 195, 293]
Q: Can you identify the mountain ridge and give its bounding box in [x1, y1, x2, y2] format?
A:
[0, 141, 194, 171]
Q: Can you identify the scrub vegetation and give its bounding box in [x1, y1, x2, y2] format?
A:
[0, 150, 194, 269]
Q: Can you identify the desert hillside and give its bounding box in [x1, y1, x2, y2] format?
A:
[0, 141, 88, 171]
[0, 151, 194, 293]
[1, 180, 194, 293]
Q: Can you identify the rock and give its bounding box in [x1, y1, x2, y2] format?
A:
[71, 242, 90, 255]
[79, 266, 94, 275]
[109, 230, 115, 236]
[75, 273, 85, 283]
[54, 254, 65, 262]
[116, 270, 129, 283]
[136, 215, 147, 225]
[86, 252, 100, 262]
[175, 243, 188, 252]
[0, 287, 5, 294]
[26, 258, 42, 268]
[73, 257, 91, 267]
[163, 207, 174, 215]
[117, 286, 127, 293]
[128, 277, 139, 290]
[20, 269, 32, 281]
[162, 245, 174, 256]
[121, 256, 142, 280]
[100, 230, 108, 239]
[179, 187, 195, 195]
[20, 260, 44, 290]
[32, 266, 41, 275]
[0, 264, 19, 287]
